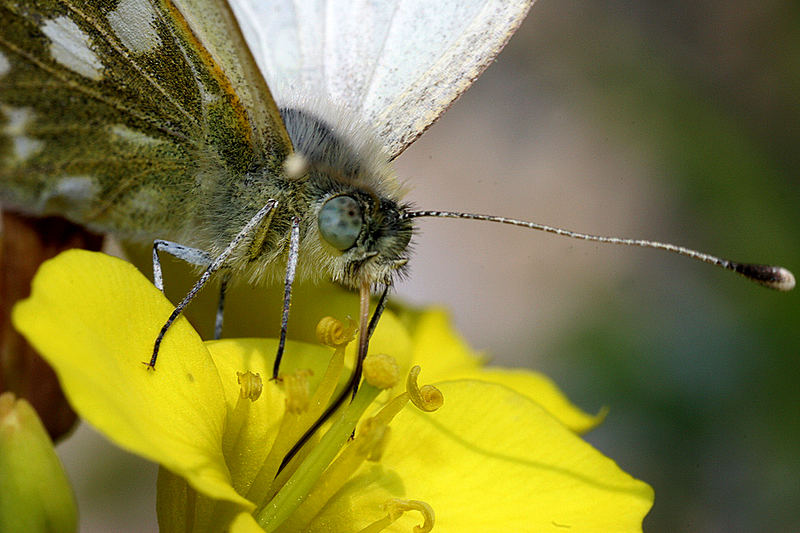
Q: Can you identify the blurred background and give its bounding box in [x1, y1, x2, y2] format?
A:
[54, 0, 799, 531]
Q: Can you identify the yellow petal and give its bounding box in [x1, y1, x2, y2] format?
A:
[229, 512, 268, 533]
[362, 310, 413, 368]
[408, 309, 484, 378]
[310, 380, 653, 532]
[12, 250, 249, 509]
[410, 310, 601, 432]
[443, 369, 604, 434]
[157, 467, 265, 533]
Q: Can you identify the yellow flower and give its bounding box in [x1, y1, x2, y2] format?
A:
[13, 250, 653, 532]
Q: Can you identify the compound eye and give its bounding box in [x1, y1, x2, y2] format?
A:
[318, 195, 363, 250]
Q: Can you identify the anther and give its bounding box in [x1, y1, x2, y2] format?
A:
[237, 371, 263, 401]
[406, 366, 443, 412]
[385, 499, 435, 533]
[316, 316, 357, 348]
[363, 353, 401, 390]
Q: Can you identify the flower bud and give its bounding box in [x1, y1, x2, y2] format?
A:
[0, 392, 77, 533]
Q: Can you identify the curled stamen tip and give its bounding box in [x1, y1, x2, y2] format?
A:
[385, 499, 435, 533]
[407, 366, 444, 412]
[237, 371, 263, 401]
[316, 316, 358, 347]
[282, 369, 313, 413]
[363, 354, 401, 389]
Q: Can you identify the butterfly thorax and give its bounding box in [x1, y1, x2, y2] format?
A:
[196, 107, 413, 289]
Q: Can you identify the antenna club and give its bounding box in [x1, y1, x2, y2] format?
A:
[770, 266, 795, 291]
[734, 263, 796, 291]
[779, 267, 794, 291]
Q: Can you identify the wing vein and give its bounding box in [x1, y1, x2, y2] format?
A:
[60, 0, 202, 132]
[86, 163, 186, 222]
[356, 0, 401, 114]
[0, 36, 192, 143]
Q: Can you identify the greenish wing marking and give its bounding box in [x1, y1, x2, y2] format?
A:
[0, 0, 291, 242]
[167, 0, 292, 159]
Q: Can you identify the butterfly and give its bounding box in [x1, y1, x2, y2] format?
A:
[0, 0, 794, 384]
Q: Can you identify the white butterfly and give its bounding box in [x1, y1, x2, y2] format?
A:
[0, 0, 792, 376]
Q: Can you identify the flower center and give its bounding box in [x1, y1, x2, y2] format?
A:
[249, 317, 442, 532]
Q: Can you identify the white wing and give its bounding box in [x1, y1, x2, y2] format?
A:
[229, 0, 534, 159]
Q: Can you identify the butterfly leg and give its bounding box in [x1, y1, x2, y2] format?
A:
[152, 240, 212, 292]
[272, 215, 301, 380]
[153, 242, 231, 340]
[214, 270, 231, 340]
[146, 199, 279, 370]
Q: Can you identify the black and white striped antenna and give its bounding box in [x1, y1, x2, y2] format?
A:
[402, 210, 795, 291]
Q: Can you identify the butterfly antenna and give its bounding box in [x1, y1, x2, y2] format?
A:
[403, 210, 795, 291]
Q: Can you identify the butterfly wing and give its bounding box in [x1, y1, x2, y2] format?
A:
[0, 0, 291, 241]
[230, 0, 534, 159]
[168, 0, 290, 152]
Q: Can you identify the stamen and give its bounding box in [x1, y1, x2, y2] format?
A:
[282, 369, 313, 414]
[406, 366, 443, 412]
[366, 424, 391, 462]
[256, 380, 383, 531]
[273, 413, 394, 531]
[225, 372, 263, 456]
[356, 516, 394, 533]
[357, 499, 436, 533]
[365, 364, 444, 431]
[316, 316, 357, 347]
[247, 319, 352, 506]
[372, 392, 411, 427]
[236, 371, 263, 401]
[387, 499, 435, 533]
[354, 417, 391, 459]
[261, 362, 441, 531]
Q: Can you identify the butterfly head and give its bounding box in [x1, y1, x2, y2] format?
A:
[281, 107, 414, 289]
[313, 187, 413, 289]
